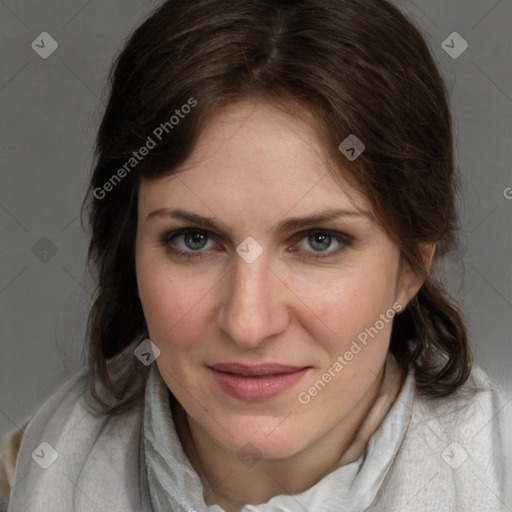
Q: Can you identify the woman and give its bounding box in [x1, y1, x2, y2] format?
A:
[4, 0, 511, 511]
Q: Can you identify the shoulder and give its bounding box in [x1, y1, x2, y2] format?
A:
[0, 371, 89, 510]
[372, 362, 511, 511]
[409, 362, 511, 468]
[15, 370, 93, 459]
[412, 362, 510, 441]
[25, 369, 90, 428]
[6, 370, 147, 511]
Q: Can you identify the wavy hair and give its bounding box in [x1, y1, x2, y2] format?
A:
[82, 0, 472, 415]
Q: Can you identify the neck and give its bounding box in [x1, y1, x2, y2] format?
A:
[171, 357, 404, 511]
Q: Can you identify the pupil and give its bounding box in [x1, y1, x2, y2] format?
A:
[310, 233, 330, 251]
[185, 232, 207, 250]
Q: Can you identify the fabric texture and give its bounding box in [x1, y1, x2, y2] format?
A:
[0, 421, 28, 511]
[143, 352, 409, 511]
[5, 354, 512, 512]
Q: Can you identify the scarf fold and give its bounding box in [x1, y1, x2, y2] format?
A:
[143, 352, 414, 512]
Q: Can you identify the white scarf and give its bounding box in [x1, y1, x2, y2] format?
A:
[7, 353, 508, 511]
[143, 352, 412, 511]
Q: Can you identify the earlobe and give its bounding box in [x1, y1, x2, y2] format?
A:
[395, 243, 436, 311]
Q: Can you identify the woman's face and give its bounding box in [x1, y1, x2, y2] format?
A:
[135, 101, 422, 460]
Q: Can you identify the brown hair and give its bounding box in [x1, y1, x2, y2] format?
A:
[82, 0, 472, 416]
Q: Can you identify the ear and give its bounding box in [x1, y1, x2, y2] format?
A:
[395, 243, 435, 310]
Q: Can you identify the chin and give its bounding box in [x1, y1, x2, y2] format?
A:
[216, 421, 308, 461]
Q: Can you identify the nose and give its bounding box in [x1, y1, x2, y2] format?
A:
[217, 251, 290, 349]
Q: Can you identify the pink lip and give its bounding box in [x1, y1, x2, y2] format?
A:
[207, 363, 310, 401]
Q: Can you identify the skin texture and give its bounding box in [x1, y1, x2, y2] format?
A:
[135, 101, 431, 511]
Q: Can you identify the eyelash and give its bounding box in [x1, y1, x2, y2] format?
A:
[160, 228, 352, 262]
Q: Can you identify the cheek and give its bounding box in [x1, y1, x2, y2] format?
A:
[291, 265, 397, 347]
[136, 255, 215, 343]
[293, 273, 396, 410]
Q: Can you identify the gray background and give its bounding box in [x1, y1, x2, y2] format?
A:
[0, 0, 511, 436]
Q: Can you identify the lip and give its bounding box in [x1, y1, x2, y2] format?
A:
[207, 363, 310, 401]
[209, 362, 306, 376]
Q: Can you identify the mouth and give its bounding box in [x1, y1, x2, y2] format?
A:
[207, 363, 310, 401]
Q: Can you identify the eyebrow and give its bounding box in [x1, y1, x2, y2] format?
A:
[146, 207, 369, 236]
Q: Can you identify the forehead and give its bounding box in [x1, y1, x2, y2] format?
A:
[138, 101, 369, 216]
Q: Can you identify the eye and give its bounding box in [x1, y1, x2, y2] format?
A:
[161, 229, 217, 261]
[161, 228, 352, 262]
[292, 230, 351, 260]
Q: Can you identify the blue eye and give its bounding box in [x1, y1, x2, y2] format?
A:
[161, 229, 213, 261]
[161, 228, 351, 262]
[294, 231, 351, 260]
